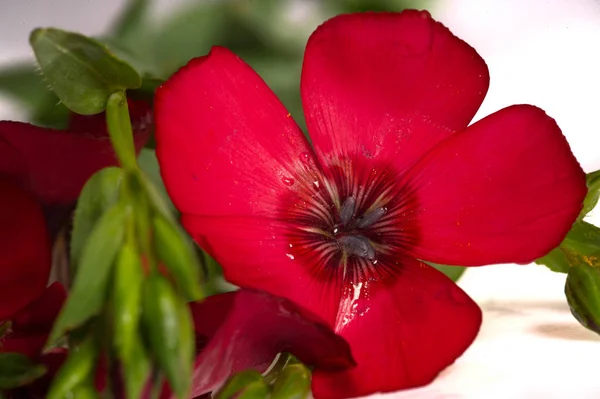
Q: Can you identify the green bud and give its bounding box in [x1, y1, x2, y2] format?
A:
[113, 242, 144, 360]
[565, 264, 600, 335]
[271, 364, 311, 399]
[47, 333, 98, 399]
[122, 337, 152, 399]
[152, 214, 203, 301]
[215, 370, 268, 399]
[142, 274, 190, 398]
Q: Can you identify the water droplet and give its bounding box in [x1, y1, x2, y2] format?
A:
[313, 180, 319, 188]
[300, 152, 310, 164]
[282, 177, 294, 186]
[286, 253, 295, 260]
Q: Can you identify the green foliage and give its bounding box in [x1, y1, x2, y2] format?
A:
[30, 28, 141, 115]
[271, 363, 311, 399]
[70, 167, 124, 273]
[216, 370, 269, 399]
[50, 202, 129, 343]
[0, 353, 46, 390]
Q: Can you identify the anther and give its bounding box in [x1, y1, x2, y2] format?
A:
[356, 207, 387, 229]
[339, 196, 356, 226]
[338, 235, 376, 260]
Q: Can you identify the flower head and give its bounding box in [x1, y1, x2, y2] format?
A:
[155, 10, 586, 398]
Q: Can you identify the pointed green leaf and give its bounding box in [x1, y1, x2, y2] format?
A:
[122, 337, 152, 399]
[0, 353, 46, 390]
[30, 27, 141, 115]
[50, 202, 129, 342]
[565, 263, 600, 335]
[271, 363, 311, 399]
[71, 167, 124, 274]
[137, 149, 174, 212]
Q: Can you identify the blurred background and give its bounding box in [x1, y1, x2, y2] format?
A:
[1, 0, 600, 398]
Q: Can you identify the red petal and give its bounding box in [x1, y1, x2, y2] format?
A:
[0, 178, 50, 320]
[404, 105, 586, 266]
[0, 99, 151, 205]
[188, 289, 355, 397]
[155, 46, 314, 218]
[301, 11, 489, 170]
[184, 215, 344, 325]
[12, 282, 66, 333]
[1, 283, 66, 358]
[312, 258, 481, 399]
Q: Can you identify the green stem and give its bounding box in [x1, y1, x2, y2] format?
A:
[106, 91, 138, 172]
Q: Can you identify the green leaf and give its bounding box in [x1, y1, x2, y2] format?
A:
[535, 247, 570, 273]
[152, 214, 204, 301]
[580, 170, 600, 219]
[50, 202, 129, 343]
[565, 263, 600, 335]
[0, 353, 46, 390]
[30, 27, 141, 115]
[271, 363, 311, 399]
[71, 167, 124, 274]
[424, 262, 467, 282]
[536, 221, 600, 273]
[215, 370, 267, 399]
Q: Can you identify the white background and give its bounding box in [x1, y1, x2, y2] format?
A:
[1, 0, 600, 398]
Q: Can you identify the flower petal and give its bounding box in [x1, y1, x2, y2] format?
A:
[188, 289, 355, 397]
[404, 105, 586, 266]
[183, 215, 344, 325]
[312, 258, 481, 399]
[0, 178, 50, 321]
[0, 99, 151, 205]
[155, 46, 314, 218]
[301, 10, 489, 170]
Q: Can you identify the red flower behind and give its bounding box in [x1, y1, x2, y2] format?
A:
[0, 99, 151, 205]
[154, 10, 586, 399]
[0, 178, 51, 320]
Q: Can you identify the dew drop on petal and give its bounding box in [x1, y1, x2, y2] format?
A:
[282, 177, 295, 186]
[299, 151, 310, 164]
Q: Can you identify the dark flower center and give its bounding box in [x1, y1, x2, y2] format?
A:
[282, 159, 414, 283]
[334, 196, 387, 261]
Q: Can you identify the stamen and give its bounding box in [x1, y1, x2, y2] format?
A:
[339, 196, 356, 226]
[338, 235, 376, 260]
[357, 207, 387, 229]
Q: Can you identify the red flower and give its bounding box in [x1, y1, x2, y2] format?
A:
[185, 289, 354, 397]
[1, 283, 68, 399]
[0, 178, 51, 320]
[154, 10, 586, 398]
[0, 100, 152, 236]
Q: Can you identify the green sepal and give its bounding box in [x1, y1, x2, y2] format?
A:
[423, 261, 467, 282]
[215, 370, 268, 399]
